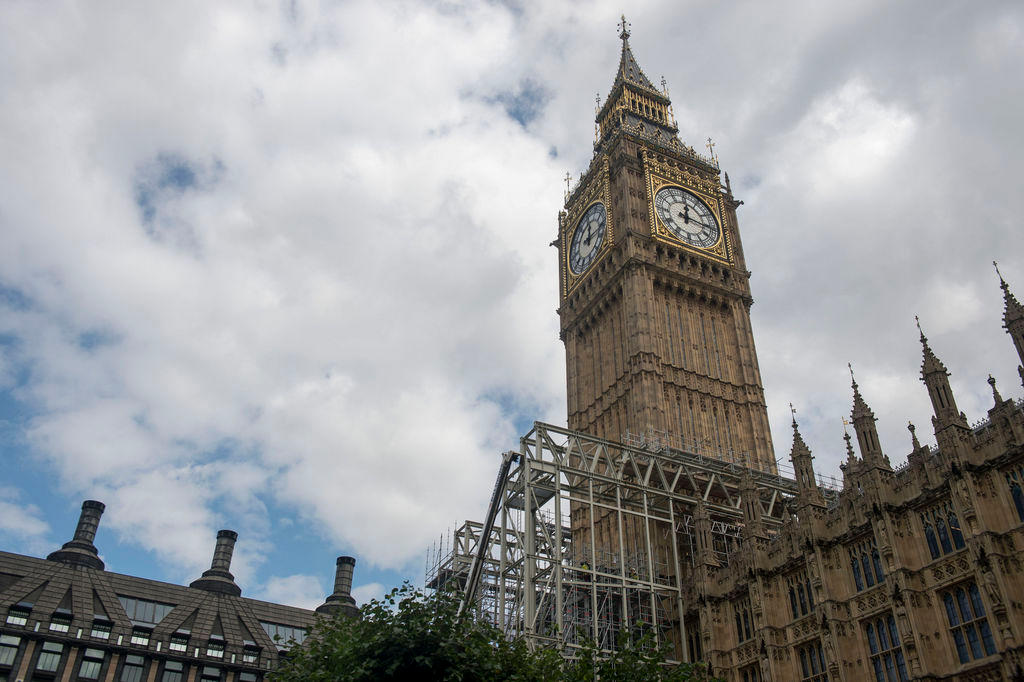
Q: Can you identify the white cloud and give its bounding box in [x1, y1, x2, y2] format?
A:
[257, 574, 325, 611]
[0, 487, 50, 556]
[352, 582, 385, 605]
[0, 0, 1022, 590]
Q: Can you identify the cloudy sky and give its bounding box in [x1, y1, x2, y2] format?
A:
[1, 0, 1022, 609]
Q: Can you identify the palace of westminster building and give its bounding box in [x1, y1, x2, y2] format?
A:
[3, 19, 1024, 682]
[427, 20, 1024, 682]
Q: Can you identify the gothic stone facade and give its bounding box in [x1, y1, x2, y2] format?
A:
[558, 23, 1024, 682]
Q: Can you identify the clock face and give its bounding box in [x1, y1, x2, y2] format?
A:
[569, 202, 607, 275]
[654, 186, 720, 249]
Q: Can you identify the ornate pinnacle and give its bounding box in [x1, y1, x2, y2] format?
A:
[995, 260, 1024, 326]
[988, 374, 1003, 404]
[849, 362, 875, 421]
[843, 429, 856, 461]
[908, 421, 921, 450]
[916, 315, 947, 376]
[618, 14, 630, 42]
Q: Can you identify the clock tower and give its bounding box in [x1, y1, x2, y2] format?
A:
[558, 19, 776, 472]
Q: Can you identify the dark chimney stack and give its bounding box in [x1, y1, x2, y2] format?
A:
[47, 500, 106, 570]
[316, 556, 360, 618]
[189, 530, 242, 596]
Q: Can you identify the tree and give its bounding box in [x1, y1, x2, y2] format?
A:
[269, 584, 719, 682]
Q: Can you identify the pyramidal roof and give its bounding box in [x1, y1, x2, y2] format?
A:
[996, 262, 1024, 326]
[612, 19, 660, 95]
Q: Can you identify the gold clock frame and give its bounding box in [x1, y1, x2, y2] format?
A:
[645, 161, 731, 265]
[562, 156, 614, 297]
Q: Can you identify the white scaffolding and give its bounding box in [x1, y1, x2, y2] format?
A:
[427, 422, 820, 661]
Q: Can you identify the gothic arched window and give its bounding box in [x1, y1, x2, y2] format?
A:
[862, 553, 875, 587]
[851, 558, 864, 591]
[1012, 483, 1024, 522]
[936, 517, 953, 554]
[871, 548, 885, 583]
[789, 587, 798, 619]
[948, 512, 965, 549]
[924, 522, 939, 559]
[797, 584, 808, 615]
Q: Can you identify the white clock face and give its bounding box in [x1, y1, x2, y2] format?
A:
[569, 202, 607, 274]
[654, 186, 720, 249]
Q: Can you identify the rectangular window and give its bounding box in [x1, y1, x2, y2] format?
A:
[91, 620, 112, 640]
[786, 570, 814, 619]
[160, 660, 184, 682]
[796, 640, 827, 681]
[130, 628, 151, 647]
[0, 634, 20, 667]
[206, 639, 224, 659]
[199, 666, 221, 682]
[49, 612, 72, 633]
[259, 622, 307, 649]
[117, 596, 175, 627]
[78, 648, 105, 680]
[733, 596, 753, 643]
[665, 302, 675, 365]
[849, 535, 884, 592]
[865, 614, 908, 682]
[677, 305, 687, 368]
[119, 655, 145, 682]
[168, 633, 189, 653]
[943, 583, 997, 663]
[920, 500, 966, 560]
[5, 607, 29, 626]
[36, 640, 64, 673]
[242, 646, 260, 664]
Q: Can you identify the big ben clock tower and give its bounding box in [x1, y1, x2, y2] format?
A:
[558, 18, 776, 472]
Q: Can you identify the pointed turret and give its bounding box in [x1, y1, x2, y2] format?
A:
[594, 16, 684, 154]
[908, 422, 921, 451]
[849, 364, 891, 470]
[995, 261, 1024, 374]
[916, 317, 968, 431]
[739, 467, 765, 540]
[989, 374, 1004, 407]
[789, 406, 825, 508]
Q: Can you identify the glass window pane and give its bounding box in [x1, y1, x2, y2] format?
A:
[956, 588, 972, 622]
[952, 629, 968, 663]
[943, 593, 960, 625]
[862, 555, 875, 587]
[968, 584, 986, 617]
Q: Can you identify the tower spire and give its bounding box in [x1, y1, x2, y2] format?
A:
[848, 363, 890, 470]
[995, 261, 1024, 377]
[916, 316, 967, 431]
[988, 374, 1003, 406]
[908, 421, 921, 451]
[594, 18, 679, 148]
[788, 405, 825, 507]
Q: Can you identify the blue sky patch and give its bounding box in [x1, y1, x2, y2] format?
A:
[488, 79, 551, 128]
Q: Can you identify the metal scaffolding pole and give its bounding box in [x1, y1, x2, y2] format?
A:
[427, 421, 817, 661]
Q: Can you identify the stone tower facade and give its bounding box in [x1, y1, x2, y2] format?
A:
[557, 19, 775, 473]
